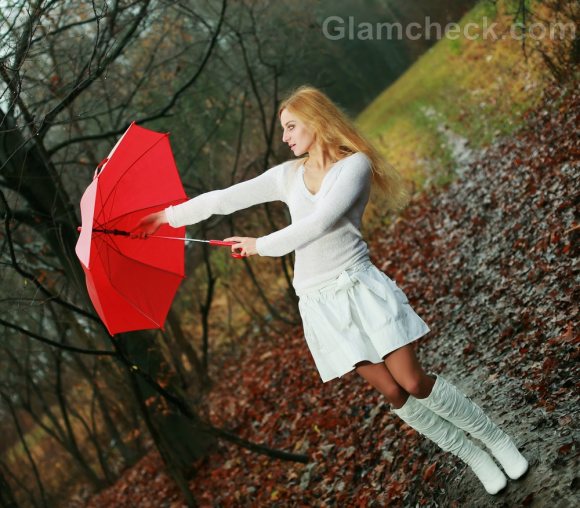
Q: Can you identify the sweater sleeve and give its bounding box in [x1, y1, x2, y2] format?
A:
[164, 162, 287, 228]
[255, 152, 371, 257]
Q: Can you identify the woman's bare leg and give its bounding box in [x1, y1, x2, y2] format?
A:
[354, 353, 510, 493]
[382, 344, 436, 399]
[354, 360, 409, 408]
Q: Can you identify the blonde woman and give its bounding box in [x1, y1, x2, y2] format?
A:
[133, 85, 529, 495]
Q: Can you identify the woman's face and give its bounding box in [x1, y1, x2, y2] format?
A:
[280, 108, 316, 156]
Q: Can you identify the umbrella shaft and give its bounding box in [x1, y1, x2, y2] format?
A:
[93, 228, 129, 236]
[81, 227, 212, 243]
[151, 235, 207, 243]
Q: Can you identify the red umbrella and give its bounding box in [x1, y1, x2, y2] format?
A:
[75, 122, 240, 336]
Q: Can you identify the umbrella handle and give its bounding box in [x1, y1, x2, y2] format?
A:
[209, 240, 237, 246]
[209, 240, 245, 259]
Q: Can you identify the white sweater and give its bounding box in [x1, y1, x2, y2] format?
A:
[164, 151, 372, 295]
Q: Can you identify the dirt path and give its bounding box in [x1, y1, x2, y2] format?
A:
[368, 80, 579, 507]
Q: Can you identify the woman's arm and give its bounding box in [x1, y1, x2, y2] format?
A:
[255, 152, 371, 257]
[164, 162, 287, 228]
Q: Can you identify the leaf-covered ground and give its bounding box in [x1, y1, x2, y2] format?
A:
[86, 81, 578, 507]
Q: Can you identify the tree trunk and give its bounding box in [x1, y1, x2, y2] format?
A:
[123, 352, 199, 508]
[117, 335, 218, 472]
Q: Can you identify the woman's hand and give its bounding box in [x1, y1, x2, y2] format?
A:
[130, 211, 168, 239]
[223, 236, 258, 257]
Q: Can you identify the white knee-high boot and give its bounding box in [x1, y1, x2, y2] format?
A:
[393, 394, 507, 495]
[416, 374, 529, 480]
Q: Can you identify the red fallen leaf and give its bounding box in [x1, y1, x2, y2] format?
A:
[553, 387, 568, 397]
[144, 395, 157, 407]
[558, 442, 573, 455]
[542, 357, 557, 372]
[372, 463, 386, 476]
[423, 462, 437, 481]
[557, 322, 577, 343]
[556, 199, 573, 211]
[356, 496, 369, 508]
[499, 326, 514, 340]
[386, 480, 403, 498]
[463, 342, 475, 355]
[536, 194, 547, 207]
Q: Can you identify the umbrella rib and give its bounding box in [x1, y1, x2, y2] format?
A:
[94, 134, 169, 225]
[95, 198, 188, 232]
[94, 228, 185, 279]
[92, 218, 185, 280]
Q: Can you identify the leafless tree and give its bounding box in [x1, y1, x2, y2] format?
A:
[1, 1, 313, 506]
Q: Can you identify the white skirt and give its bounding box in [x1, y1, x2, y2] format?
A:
[297, 257, 431, 383]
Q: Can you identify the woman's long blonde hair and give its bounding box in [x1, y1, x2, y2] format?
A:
[278, 85, 409, 212]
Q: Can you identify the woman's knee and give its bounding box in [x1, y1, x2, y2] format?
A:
[402, 376, 423, 397]
[354, 361, 408, 406]
[381, 384, 409, 406]
[397, 373, 433, 398]
[382, 346, 435, 398]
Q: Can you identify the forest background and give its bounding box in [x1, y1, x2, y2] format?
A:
[0, 0, 577, 506]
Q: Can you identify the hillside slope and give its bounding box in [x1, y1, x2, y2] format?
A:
[86, 77, 578, 508]
[356, 0, 551, 194]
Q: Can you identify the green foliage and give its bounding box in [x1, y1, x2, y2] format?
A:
[449, 38, 463, 55]
[356, 0, 550, 188]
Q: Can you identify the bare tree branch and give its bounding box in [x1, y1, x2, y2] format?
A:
[0, 317, 116, 356]
[36, 0, 152, 139]
[0, 188, 100, 322]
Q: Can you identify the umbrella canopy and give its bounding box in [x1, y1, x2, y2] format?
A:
[75, 122, 188, 336]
